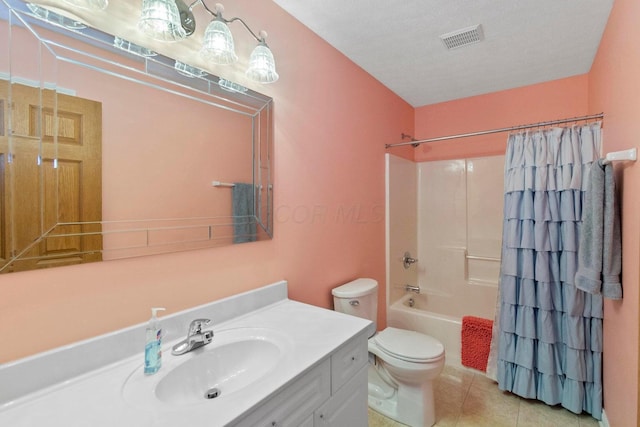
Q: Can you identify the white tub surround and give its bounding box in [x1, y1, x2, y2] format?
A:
[385, 155, 504, 371]
[0, 281, 374, 426]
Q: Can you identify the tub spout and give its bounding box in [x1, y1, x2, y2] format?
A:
[404, 284, 420, 294]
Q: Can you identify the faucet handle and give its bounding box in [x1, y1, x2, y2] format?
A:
[188, 318, 211, 335]
[402, 251, 418, 269]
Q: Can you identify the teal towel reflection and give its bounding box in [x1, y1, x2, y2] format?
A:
[232, 183, 257, 243]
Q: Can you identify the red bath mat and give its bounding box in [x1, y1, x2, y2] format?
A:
[461, 316, 493, 372]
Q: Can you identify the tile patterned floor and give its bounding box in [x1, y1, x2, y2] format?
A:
[368, 365, 601, 427]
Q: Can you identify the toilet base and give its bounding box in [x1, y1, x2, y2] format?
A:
[368, 364, 398, 418]
[367, 364, 437, 427]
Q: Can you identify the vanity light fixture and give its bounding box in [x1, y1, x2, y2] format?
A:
[138, 0, 187, 42]
[138, 0, 279, 83]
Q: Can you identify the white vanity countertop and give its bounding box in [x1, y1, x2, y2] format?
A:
[0, 281, 373, 426]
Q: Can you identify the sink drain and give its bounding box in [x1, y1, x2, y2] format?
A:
[204, 387, 221, 399]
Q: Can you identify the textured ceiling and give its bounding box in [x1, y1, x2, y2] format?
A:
[272, 0, 614, 107]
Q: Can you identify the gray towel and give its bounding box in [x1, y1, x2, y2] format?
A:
[232, 183, 257, 243]
[574, 159, 622, 299]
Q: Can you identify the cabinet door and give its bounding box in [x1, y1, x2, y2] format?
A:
[229, 359, 330, 427]
[315, 364, 368, 427]
[330, 332, 368, 394]
[299, 414, 314, 427]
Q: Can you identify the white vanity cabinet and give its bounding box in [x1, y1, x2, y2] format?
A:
[314, 365, 368, 426]
[228, 360, 331, 427]
[315, 331, 369, 426]
[0, 281, 375, 427]
[329, 332, 368, 394]
[230, 330, 369, 427]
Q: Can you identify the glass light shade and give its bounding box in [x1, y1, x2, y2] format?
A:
[200, 19, 238, 65]
[62, 0, 108, 10]
[245, 43, 279, 84]
[138, 0, 186, 42]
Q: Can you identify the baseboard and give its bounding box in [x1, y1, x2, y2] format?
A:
[600, 409, 610, 427]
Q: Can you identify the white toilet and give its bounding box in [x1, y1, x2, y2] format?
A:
[332, 278, 445, 427]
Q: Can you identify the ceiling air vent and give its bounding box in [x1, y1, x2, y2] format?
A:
[440, 24, 484, 50]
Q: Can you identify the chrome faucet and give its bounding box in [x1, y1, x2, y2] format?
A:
[402, 252, 418, 269]
[404, 284, 420, 294]
[171, 318, 214, 355]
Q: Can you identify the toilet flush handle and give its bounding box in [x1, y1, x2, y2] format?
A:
[349, 300, 360, 306]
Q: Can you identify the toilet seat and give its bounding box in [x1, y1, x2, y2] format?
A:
[374, 327, 444, 363]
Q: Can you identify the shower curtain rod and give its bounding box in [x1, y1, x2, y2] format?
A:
[385, 112, 604, 149]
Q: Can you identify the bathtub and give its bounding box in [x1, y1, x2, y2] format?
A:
[387, 293, 463, 368]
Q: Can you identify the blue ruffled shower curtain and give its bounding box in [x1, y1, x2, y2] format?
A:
[489, 123, 603, 419]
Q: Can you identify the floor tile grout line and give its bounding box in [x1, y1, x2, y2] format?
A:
[454, 371, 477, 426]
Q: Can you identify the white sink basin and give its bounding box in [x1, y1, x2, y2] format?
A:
[123, 327, 293, 407]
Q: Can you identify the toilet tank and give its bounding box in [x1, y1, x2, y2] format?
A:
[332, 278, 378, 332]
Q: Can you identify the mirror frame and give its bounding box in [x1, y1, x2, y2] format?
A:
[0, 0, 274, 272]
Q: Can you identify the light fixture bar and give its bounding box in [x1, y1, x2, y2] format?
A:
[153, 0, 280, 83]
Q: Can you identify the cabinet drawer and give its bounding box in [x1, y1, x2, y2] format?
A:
[330, 332, 368, 394]
[229, 359, 331, 427]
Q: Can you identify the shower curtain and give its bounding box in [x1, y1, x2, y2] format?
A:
[487, 123, 603, 419]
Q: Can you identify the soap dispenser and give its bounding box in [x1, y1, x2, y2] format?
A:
[144, 307, 166, 375]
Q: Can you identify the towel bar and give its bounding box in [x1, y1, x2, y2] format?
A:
[212, 181, 273, 190]
[603, 148, 637, 164]
[212, 181, 235, 187]
[466, 254, 501, 262]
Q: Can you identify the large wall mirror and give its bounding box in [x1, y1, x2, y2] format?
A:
[0, 0, 273, 273]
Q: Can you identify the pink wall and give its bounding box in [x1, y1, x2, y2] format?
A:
[411, 75, 589, 162]
[588, 0, 640, 424]
[0, 1, 413, 362]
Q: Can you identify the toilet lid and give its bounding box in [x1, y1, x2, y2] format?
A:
[374, 327, 445, 363]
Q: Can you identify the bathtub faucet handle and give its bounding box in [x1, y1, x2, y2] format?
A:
[402, 252, 418, 269]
